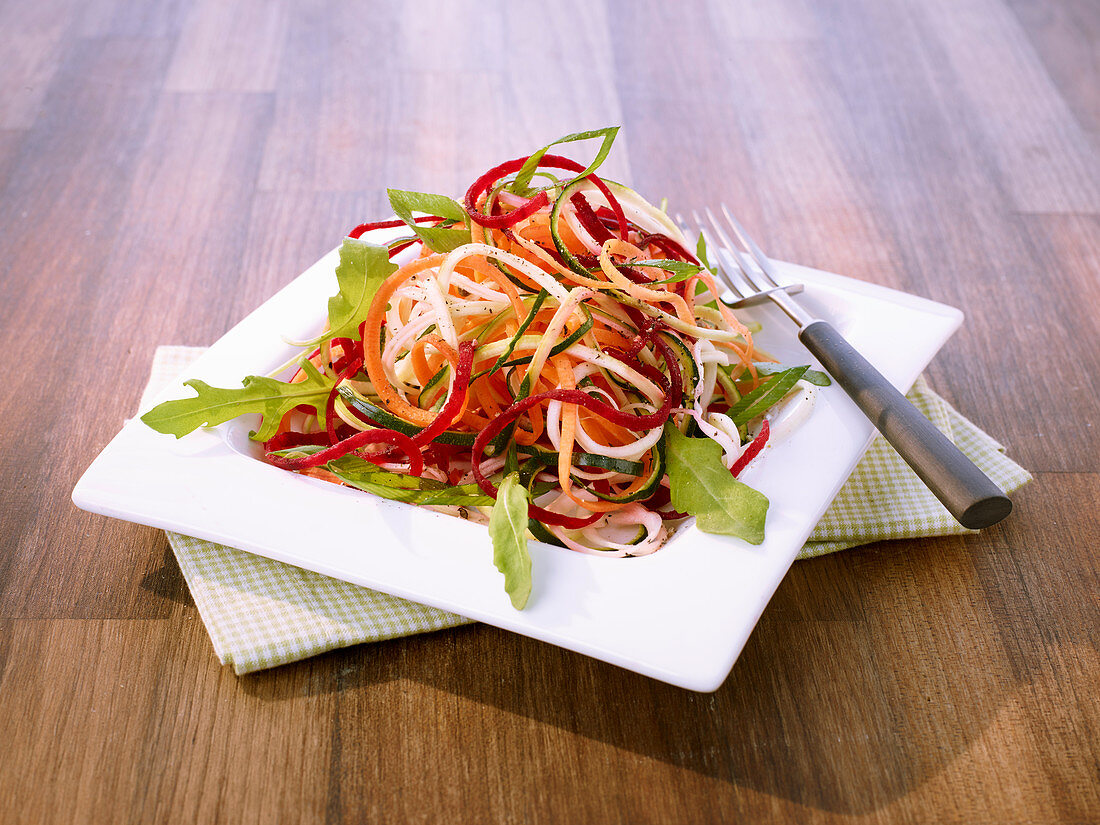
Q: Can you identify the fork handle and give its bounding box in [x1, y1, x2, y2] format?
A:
[798, 320, 1012, 530]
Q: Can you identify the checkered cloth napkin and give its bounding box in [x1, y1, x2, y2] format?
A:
[144, 347, 1031, 674]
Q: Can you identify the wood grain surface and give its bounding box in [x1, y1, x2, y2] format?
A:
[2, 1, 1098, 822]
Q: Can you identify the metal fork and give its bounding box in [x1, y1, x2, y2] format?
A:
[687, 205, 1012, 530]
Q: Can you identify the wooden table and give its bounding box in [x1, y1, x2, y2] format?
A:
[2, 1, 1097, 822]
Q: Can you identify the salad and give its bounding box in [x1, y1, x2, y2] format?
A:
[142, 128, 823, 609]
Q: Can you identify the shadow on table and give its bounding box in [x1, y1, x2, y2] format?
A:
[235, 519, 1047, 816]
[138, 539, 195, 607]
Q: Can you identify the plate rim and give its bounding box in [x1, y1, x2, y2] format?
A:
[73, 242, 963, 691]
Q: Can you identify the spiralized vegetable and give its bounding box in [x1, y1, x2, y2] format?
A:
[262, 139, 804, 557]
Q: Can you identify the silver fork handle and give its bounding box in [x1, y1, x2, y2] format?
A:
[799, 320, 1011, 530]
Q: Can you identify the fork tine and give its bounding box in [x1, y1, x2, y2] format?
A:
[676, 212, 748, 300]
[680, 207, 808, 310]
[701, 207, 770, 294]
[719, 204, 780, 289]
[693, 212, 750, 300]
[690, 205, 812, 318]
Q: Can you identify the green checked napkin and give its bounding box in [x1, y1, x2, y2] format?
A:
[143, 346, 1030, 674]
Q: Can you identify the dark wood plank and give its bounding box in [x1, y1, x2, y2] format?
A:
[0, 0, 71, 130]
[165, 0, 287, 92]
[0, 35, 175, 618]
[0, 130, 25, 192]
[1008, 0, 1100, 138]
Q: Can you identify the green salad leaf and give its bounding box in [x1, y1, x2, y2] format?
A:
[625, 259, 704, 283]
[140, 359, 331, 441]
[489, 472, 532, 609]
[695, 232, 717, 276]
[327, 237, 397, 341]
[664, 424, 768, 544]
[511, 126, 620, 195]
[503, 440, 521, 477]
[754, 362, 830, 386]
[324, 456, 494, 506]
[727, 366, 808, 427]
[387, 189, 472, 253]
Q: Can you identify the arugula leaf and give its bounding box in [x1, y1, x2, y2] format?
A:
[388, 189, 467, 222]
[327, 238, 397, 341]
[755, 362, 830, 386]
[503, 440, 521, 477]
[664, 424, 768, 544]
[325, 456, 494, 506]
[489, 472, 532, 609]
[695, 232, 717, 276]
[141, 359, 331, 441]
[727, 366, 808, 426]
[511, 127, 620, 195]
[628, 259, 704, 283]
[387, 189, 472, 253]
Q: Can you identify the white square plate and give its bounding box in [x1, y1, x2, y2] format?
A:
[73, 241, 962, 691]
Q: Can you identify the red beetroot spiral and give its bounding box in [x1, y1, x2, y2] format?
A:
[569, 192, 614, 244]
[637, 232, 700, 264]
[470, 334, 682, 528]
[464, 153, 628, 240]
[730, 420, 770, 477]
[265, 427, 424, 477]
[347, 214, 445, 240]
[410, 340, 476, 447]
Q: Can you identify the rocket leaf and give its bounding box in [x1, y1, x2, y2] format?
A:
[324, 456, 495, 506]
[326, 237, 397, 341]
[387, 189, 472, 253]
[695, 232, 716, 276]
[489, 472, 532, 609]
[726, 366, 808, 427]
[664, 424, 768, 544]
[628, 259, 704, 283]
[140, 359, 331, 441]
[753, 362, 830, 386]
[511, 126, 620, 195]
